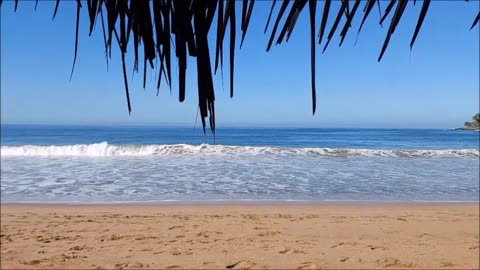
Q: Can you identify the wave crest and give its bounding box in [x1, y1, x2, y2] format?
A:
[1, 142, 478, 158]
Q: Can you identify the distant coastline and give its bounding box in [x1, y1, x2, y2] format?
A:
[455, 126, 480, 131]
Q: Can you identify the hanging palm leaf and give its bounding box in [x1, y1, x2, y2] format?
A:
[9, 0, 478, 134]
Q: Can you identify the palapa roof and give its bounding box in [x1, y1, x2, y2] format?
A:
[5, 0, 480, 133]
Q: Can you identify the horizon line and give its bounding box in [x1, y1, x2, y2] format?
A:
[0, 123, 459, 130]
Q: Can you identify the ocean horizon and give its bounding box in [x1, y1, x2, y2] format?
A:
[1, 125, 479, 204]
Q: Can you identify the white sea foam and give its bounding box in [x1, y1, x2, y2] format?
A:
[1, 143, 479, 203]
[1, 142, 478, 158]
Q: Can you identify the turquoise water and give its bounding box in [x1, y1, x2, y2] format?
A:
[1, 125, 479, 203]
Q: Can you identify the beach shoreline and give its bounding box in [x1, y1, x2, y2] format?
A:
[1, 203, 479, 269]
[2, 200, 479, 206]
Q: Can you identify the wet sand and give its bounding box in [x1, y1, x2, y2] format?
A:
[1, 203, 479, 269]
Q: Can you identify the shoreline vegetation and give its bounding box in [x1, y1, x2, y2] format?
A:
[456, 113, 480, 130]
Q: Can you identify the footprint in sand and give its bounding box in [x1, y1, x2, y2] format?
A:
[279, 247, 305, 254]
[70, 245, 90, 251]
[257, 231, 281, 237]
[1, 234, 13, 242]
[368, 245, 387, 251]
[340, 257, 362, 263]
[377, 257, 399, 267]
[330, 242, 358, 248]
[377, 257, 414, 268]
[171, 250, 182, 256]
[439, 261, 455, 267]
[196, 231, 209, 238]
[279, 247, 292, 254]
[226, 260, 255, 269]
[115, 262, 148, 269]
[298, 262, 318, 269]
[22, 259, 41, 265]
[203, 261, 219, 267]
[109, 235, 123, 241]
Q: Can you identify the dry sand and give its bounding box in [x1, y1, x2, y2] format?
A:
[1, 203, 479, 269]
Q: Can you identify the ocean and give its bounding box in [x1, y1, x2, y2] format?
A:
[1, 125, 479, 203]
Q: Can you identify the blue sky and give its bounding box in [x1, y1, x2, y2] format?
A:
[1, 1, 479, 128]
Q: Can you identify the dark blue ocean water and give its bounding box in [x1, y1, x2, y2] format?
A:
[1, 125, 479, 203]
[2, 125, 479, 149]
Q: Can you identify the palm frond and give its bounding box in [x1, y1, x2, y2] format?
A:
[308, 0, 316, 115]
[379, 0, 396, 26]
[264, 0, 277, 34]
[378, 0, 408, 62]
[266, 0, 289, 52]
[318, 0, 331, 45]
[52, 0, 61, 19]
[355, 0, 376, 44]
[322, 1, 347, 53]
[240, 0, 255, 48]
[410, 0, 430, 50]
[69, 0, 82, 81]
[9, 0, 477, 134]
[339, 0, 360, 46]
[226, 0, 236, 99]
[471, 11, 480, 30]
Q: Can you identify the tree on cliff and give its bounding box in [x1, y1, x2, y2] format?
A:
[473, 113, 480, 125]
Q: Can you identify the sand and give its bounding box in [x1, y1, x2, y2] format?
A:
[1, 203, 478, 269]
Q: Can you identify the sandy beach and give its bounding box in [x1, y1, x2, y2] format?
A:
[1, 203, 478, 269]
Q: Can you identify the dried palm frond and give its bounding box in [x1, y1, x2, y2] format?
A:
[471, 11, 480, 30]
[8, 0, 478, 133]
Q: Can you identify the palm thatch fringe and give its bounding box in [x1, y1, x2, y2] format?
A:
[5, 0, 479, 133]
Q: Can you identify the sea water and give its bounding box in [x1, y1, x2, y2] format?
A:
[1, 125, 479, 203]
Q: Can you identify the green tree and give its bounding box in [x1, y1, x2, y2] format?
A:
[473, 113, 480, 125]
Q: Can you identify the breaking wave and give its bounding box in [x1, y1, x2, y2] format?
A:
[1, 142, 478, 158]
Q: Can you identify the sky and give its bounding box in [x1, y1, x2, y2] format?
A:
[1, 1, 479, 128]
